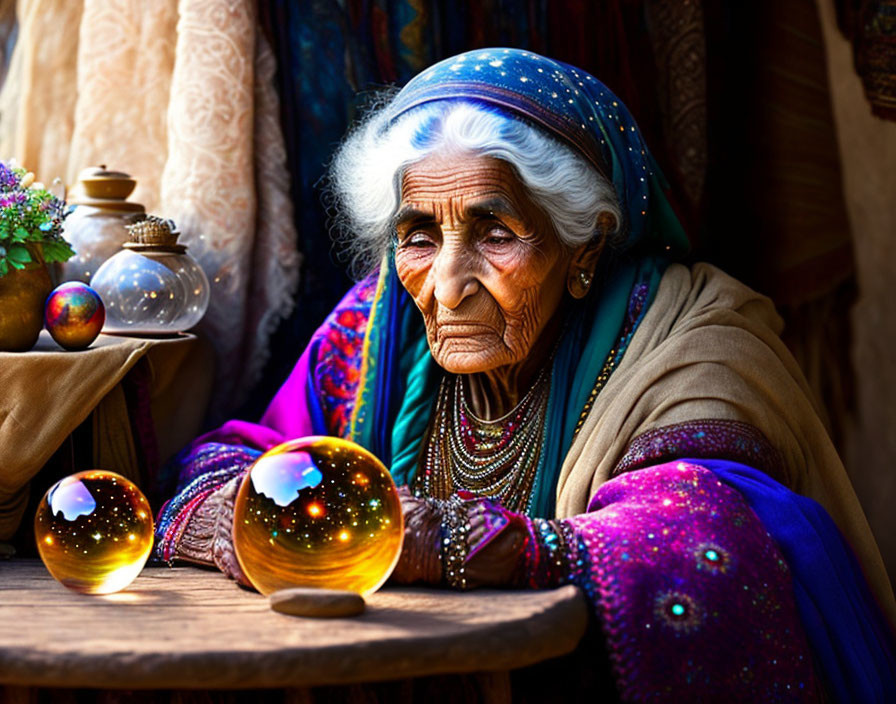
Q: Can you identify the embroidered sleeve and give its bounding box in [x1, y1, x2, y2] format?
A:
[612, 419, 785, 478]
[311, 274, 376, 438]
[154, 443, 261, 565]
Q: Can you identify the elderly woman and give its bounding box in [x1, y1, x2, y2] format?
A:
[156, 49, 895, 700]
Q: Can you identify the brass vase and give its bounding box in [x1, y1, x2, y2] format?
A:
[0, 255, 53, 351]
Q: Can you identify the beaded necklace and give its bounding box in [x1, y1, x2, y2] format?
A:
[416, 365, 551, 512]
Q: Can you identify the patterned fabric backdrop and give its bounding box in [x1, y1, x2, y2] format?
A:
[836, 0, 896, 120]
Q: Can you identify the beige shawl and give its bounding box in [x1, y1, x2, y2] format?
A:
[557, 262, 896, 626]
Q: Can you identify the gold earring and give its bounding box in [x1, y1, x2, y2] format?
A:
[568, 270, 592, 299]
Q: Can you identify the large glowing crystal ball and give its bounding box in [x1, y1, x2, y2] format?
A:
[233, 437, 404, 597]
[34, 470, 154, 594]
[44, 281, 105, 350]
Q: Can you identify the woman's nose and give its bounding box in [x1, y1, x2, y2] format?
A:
[432, 244, 479, 309]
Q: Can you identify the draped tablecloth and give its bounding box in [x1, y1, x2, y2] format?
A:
[0, 331, 213, 540]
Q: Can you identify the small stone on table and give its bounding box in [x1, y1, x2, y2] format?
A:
[269, 587, 366, 618]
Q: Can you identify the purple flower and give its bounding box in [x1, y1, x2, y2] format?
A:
[0, 191, 26, 208]
[0, 163, 20, 191]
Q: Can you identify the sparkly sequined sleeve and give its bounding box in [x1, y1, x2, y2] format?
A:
[519, 461, 817, 700]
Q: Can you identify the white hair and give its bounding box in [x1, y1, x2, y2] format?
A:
[326, 98, 623, 277]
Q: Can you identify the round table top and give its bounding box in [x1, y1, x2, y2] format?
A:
[0, 560, 588, 690]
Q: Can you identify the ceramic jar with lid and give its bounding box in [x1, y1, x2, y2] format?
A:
[61, 166, 145, 283]
[90, 216, 210, 334]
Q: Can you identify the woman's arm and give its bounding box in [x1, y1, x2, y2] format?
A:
[154, 443, 259, 581]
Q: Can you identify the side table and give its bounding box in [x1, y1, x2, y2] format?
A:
[0, 331, 214, 542]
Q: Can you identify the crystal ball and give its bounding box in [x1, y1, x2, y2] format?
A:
[34, 470, 154, 594]
[44, 281, 105, 350]
[233, 437, 404, 597]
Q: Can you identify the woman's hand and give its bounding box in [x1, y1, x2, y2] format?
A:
[390, 487, 443, 584]
[389, 488, 531, 589]
[463, 500, 528, 588]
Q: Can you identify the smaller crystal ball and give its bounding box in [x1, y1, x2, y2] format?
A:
[34, 471, 154, 594]
[233, 437, 404, 596]
[44, 282, 105, 350]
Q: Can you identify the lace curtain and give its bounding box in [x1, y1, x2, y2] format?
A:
[0, 0, 300, 415]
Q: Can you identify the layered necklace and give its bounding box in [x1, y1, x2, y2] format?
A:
[416, 365, 551, 513]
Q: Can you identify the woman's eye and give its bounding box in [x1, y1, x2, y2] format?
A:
[402, 232, 436, 248]
[483, 228, 515, 246]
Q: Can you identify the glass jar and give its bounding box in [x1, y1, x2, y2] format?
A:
[61, 166, 145, 283]
[90, 216, 210, 335]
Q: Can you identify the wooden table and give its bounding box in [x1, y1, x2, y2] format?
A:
[0, 560, 588, 695]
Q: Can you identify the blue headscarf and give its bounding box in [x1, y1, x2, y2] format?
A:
[350, 48, 688, 517]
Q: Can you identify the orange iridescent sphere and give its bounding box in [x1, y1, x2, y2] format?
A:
[34, 471, 154, 594]
[233, 437, 404, 597]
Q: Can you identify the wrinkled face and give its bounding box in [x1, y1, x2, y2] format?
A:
[394, 153, 574, 375]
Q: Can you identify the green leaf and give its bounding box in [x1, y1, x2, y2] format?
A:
[41, 240, 75, 263]
[0, 260, 7, 277]
[11, 227, 28, 243]
[7, 245, 31, 264]
[7, 258, 24, 270]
